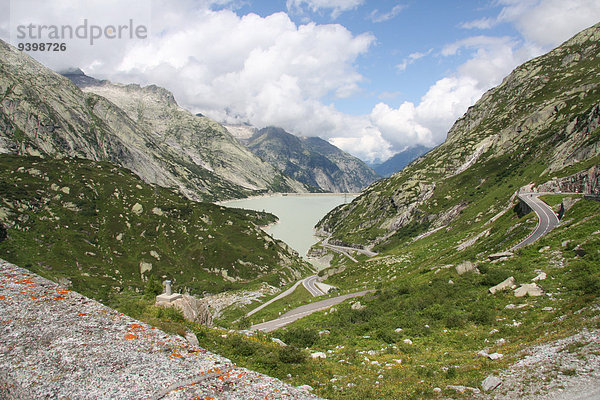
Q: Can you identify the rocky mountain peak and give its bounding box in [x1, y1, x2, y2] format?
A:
[246, 126, 379, 193]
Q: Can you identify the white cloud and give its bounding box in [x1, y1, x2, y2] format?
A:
[378, 91, 402, 100]
[369, 33, 541, 157]
[110, 4, 377, 161]
[373, 0, 600, 159]
[441, 36, 513, 56]
[460, 17, 497, 30]
[396, 49, 432, 72]
[461, 0, 600, 47]
[368, 75, 481, 153]
[286, 0, 364, 19]
[116, 8, 374, 126]
[369, 0, 600, 162]
[368, 4, 407, 23]
[7, 0, 152, 71]
[497, 0, 600, 48]
[6, 1, 374, 141]
[330, 126, 394, 163]
[0, 1, 9, 41]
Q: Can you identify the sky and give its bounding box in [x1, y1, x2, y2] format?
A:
[2, 0, 600, 163]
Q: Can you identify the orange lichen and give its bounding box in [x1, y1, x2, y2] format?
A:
[58, 289, 70, 295]
[206, 368, 222, 375]
[14, 279, 34, 285]
[124, 334, 137, 339]
[130, 323, 144, 332]
[78, 313, 88, 316]
[0, 296, 5, 300]
[169, 353, 183, 359]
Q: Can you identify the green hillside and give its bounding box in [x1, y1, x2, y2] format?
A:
[0, 154, 313, 304]
[199, 22, 600, 400]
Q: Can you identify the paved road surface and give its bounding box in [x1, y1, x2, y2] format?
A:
[246, 275, 323, 317]
[511, 193, 560, 250]
[250, 290, 374, 332]
[302, 275, 325, 297]
[321, 237, 378, 262]
[246, 280, 302, 317]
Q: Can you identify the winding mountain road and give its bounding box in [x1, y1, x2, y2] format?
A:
[250, 290, 374, 332]
[246, 275, 324, 317]
[511, 192, 560, 250]
[249, 193, 561, 332]
[321, 237, 378, 262]
[302, 275, 325, 297]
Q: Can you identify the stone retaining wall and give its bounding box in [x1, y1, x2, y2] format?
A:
[0, 259, 319, 400]
[538, 165, 600, 195]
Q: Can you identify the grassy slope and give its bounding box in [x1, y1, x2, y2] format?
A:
[199, 195, 598, 400]
[0, 154, 313, 305]
[177, 25, 600, 399]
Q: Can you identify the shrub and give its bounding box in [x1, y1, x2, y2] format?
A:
[278, 345, 306, 364]
[280, 327, 319, 348]
[375, 328, 396, 344]
[469, 305, 496, 325]
[234, 316, 251, 330]
[228, 335, 257, 357]
[144, 275, 163, 299]
[446, 366, 457, 379]
[157, 306, 185, 322]
[568, 260, 600, 295]
[0, 224, 7, 242]
[445, 312, 467, 329]
[481, 268, 511, 287]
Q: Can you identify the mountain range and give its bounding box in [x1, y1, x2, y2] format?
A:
[0, 41, 308, 203]
[2, 20, 600, 400]
[370, 145, 431, 177]
[278, 22, 600, 399]
[0, 39, 315, 304]
[245, 126, 380, 193]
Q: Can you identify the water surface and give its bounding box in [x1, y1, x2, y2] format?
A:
[223, 194, 356, 259]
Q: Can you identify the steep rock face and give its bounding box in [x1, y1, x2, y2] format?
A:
[81, 83, 306, 197]
[537, 165, 600, 194]
[247, 127, 379, 192]
[318, 22, 600, 247]
[0, 39, 305, 201]
[156, 294, 214, 327]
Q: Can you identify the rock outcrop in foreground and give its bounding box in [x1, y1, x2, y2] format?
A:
[0, 260, 319, 400]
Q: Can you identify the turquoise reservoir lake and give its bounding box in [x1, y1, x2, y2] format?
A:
[222, 194, 356, 259]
